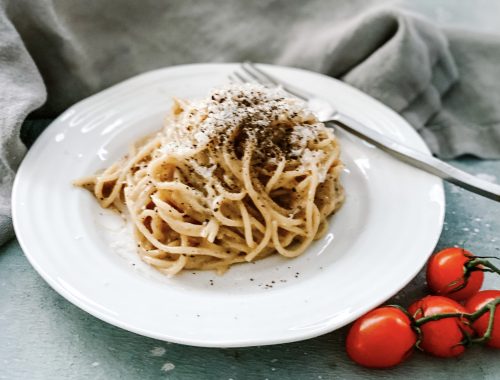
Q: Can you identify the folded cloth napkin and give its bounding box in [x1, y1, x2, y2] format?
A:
[1, 0, 500, 246]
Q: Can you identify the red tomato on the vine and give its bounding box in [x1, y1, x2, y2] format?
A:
[346, 306, 417, 368]
[408, 296, 473, 358]
[426, 247, 484, 301]
[465, 290, 500, 349]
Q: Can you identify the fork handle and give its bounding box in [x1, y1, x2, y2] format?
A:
[328, 113, 500, 202]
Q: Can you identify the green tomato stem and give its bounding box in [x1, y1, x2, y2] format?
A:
[414, 298, 500, 327]
[470, 300, 499, 344]
[414, 312, 467, 327]
[447, 255, 500, 294]
[467, 258, 500, 276]
[468, 297, 500, 321]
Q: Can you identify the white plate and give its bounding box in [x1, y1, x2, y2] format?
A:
[12, 63, 444, 347]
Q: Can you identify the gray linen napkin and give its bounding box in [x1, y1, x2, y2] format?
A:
[0, 6, 45, 246]
[1, 0, 500, 245]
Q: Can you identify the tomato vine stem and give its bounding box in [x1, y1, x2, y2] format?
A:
[413, 298, 500, 345]
[447, 254, 500, 294]
[414, 312, 467, 326]
[470, 298, 500, 344]
[467, 258, 500, 276]
[414, 298, 500, 326]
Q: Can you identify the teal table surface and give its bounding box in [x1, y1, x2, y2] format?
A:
[1, 158, 499, 379]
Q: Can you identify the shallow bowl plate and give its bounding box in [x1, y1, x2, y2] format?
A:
[12, 63, 444, 347]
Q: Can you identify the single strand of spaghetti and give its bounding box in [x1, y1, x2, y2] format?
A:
[212, 197, 245, 227]
[296, 176, 312, 192]
[269, 208, 303, 227]
[305, 166, 320, 234]
[72, 175, 96, 187]
[236, 202, 266, 234]
[241, 140, 273, 261]
[176, 198, 211, 222]
[265, 157, 286, 194]
[159, 189, 209, 222]
[137, 224, 228, 256]
[273, 221, 307, 236]
[148, 155, 186, 182]
[205, 219, 220, 242]
[205, 179, 217, 202]
[153, 196, 201, 231]
[265, 169, 308, 192]
[213, 181, 247, 201]
[145, 254, 187, 275]
[96, 160, 122, 181]
[155, 182, 207, 205]
[279, 168, 309, 179]
[222, 173, 237, 188]
[155, 207, 206, 237]
[213, 207, 243, 227]
[238, 201, 256, 248]
[222, 149, 244, 181]
[278, 230, 297, 247]
[249, 217, 266, 234]
[142, 255, 177, 268]
[218, 226, 247, 242]
[206, 141, 240, 183]
[265, 158, 286, 194]
[141, 247, 172, 259]
[180, 234, 189, 247]
[151, 194, 184, 218]
[201, 219, 219, 242]
[199, 220, 211, 239]
[135, 226, 153, 249]
[315, 220, 330, 240]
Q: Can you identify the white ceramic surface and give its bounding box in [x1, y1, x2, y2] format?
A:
[12, 63, 445, 347]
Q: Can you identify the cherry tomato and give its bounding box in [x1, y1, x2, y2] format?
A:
[465, 290, 500, 349]
[409, 296, 472, 358]
[426, 247, 484, 301]
[346, 306, 417, 368]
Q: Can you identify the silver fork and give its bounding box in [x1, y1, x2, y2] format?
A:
[230, 62, 500, 202]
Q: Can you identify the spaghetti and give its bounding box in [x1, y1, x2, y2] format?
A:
[75, 84, 344, 275]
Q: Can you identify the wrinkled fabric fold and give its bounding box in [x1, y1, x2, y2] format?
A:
[279, 9, 459, 136]
[0, 4, 45, 245]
